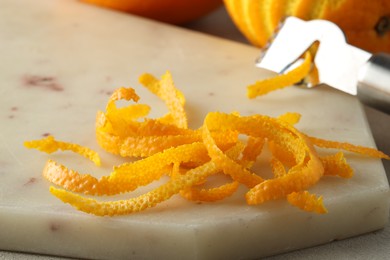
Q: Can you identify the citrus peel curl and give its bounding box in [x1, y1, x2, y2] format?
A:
[247, 51, 312, 99]
[24, 136, 101, 166]
[287, 191, 328, 214]
[24, 71, 390, 216]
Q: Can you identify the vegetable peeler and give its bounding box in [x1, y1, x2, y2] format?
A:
[256, 17, 390, 114]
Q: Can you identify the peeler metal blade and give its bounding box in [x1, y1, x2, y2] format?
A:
[256, 16, 390, 114]
[256, 16, 371, 95]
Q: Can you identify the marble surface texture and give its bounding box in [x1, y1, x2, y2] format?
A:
[1, 1, 390, 259]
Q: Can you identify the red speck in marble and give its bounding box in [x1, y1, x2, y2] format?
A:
[208, 92, 215, 96]
[50, 223, 61, 232]
[22, 75, 64, 92]
[100, 89, 113, 96]
[42, 132, 51, 137]
[24, 177, 37, 186]
[7, 106, 19, 119]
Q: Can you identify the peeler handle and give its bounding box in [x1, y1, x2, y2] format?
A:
[357, 53, 390, 114]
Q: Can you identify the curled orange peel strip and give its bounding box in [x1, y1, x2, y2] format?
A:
[139, 71, 187, 129]
[321, 152, 354, 178]
[24, 136, 101, 166]
[110, 142, 209, 181]
[308, 136, 390, 160]
[43, 159, 133, 196]
[287, 191, 328, 214]
[270, 157, 287, 178]
[239, 137, 265, 168]
[180, 180, 240, 202]
[277, 112, 301, 126]
[247, 51, 312, 99]
[25, 71, 390, 216]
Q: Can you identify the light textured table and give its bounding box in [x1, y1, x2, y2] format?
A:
[1, 5, 389, 260]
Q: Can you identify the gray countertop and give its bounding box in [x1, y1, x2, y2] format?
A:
[1, 5, 389, 260]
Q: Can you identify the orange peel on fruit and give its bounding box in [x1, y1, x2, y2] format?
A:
[25, 71, 390, 216]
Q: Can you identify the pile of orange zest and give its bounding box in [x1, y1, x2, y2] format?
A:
[24, 135, 101, 166]
[95, 72, 238, 158]
[25, 71, 390, 216]
[247, 51, 312, 99]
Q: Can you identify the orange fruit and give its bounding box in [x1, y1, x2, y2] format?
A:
[224, 0, 390, 53]
[81, 0, 223, 24]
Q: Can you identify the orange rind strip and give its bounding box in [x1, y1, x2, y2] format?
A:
[247, 51, 312, 99]
[24, 135, 101, 166]
[321, 152, 354, 178]
[139, 71, 187, 129]
[180, 181, 240, 202]
[43, 159, 133, 196]
[309, 136, 390, 160]
[287, 190, 328, 214]
[270, 157, 287, 178]
[277, 112, 302, 126]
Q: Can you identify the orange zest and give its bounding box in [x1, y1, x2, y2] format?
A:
[247, 51, 312, 99]
[309, 136, 390, 160]
[180, 180, 240, 202]
[24, 71, 390, 216]
[287, 190, 328, 214]
[24, 135, 101, 166]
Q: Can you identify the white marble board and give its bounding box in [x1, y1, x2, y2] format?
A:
[0, 0, 389, 259]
